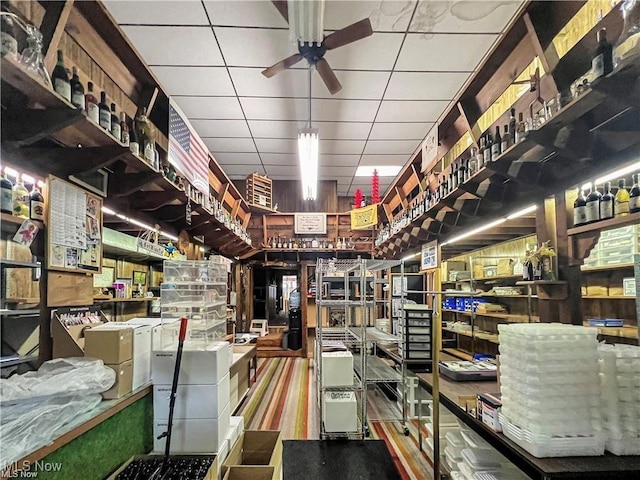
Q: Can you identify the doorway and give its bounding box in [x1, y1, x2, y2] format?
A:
[253, 267, 299, 325]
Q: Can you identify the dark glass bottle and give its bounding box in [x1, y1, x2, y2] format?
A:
[484, 133, 493, 164]
[585, 184, 602, 223]
[501, 124, 509, 152]
[51, 49, 71, 102]
[0, 172, 13, 214]
[29, 185, 45, 221]
[110, 103, 121, 139]
[573, 188, 587, 226]
[70, 66, 84, 109]
[120, 112, 130, 146]
[600, 181, 614, 220]
[592, 28, 613, 79]
[630, 173, 640, 213]
[492, 126, 502, 157]
[85, 82, 99, 124]
[508, 108, 517, 147]
[99, 91, 111, 131]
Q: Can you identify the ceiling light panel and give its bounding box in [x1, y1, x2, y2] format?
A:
[152, 66, 235, 96]
[123, 26, 223, 66]
[384, 71, 471, 100]
[104, 0, 210, 25]
[409, 0, 524, 34]
[396, 33, 499, 71]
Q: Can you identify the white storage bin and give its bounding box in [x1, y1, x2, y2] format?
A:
[152, 341, 230, 385]
[321, 351, 354, 387]
[163, 260, 227, 284]
[154, 375, 230, 419]
[460, 448, 504, 470]
[323, 391, 358, 433]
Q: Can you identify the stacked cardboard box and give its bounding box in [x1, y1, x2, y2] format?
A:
[85, 325, 135, 399]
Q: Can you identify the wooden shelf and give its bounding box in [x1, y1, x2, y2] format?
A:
[1, 55, 70, 108]
[477, 274, 524, 282]
[0, 213, 45, 230]
[442, 309, 536, 323]
[582, 295, 636, 300]
[584, 323, 638, 339]
[567, 212, 640, 237]
[441, 347, 473, 361]
[94, 297, 159, 304]
[581, 264, 635, 272]
[443, 327, 499, 344]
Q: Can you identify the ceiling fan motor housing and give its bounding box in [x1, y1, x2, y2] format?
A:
[298, 41, 327, 64]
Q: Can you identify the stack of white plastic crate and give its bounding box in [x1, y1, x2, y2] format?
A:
[598, 343, 640, 455]
[498, 323, 605, 458]
[152, 260, 231, 456]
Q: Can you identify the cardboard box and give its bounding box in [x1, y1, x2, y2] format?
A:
[321, 351, 353, 387]
[223, 466, 274, 480]
[477, 393, 502, 432]
[473, 264, 484, 279]
[322, 391, 357, 433]
[497, 259, 514, 276]
[106, 455, 218, 480]
[84, 325, 133, 364]
[51, 320, 104, 358]
[103, 322, 152, 390]
[153, 342, 230, 385]
[154, 402, 230, 454]
[222, 430, 282, 480]
[154, 374, 230, 419]
[103, 360, 133, 400]
[441, 261, 466, 280]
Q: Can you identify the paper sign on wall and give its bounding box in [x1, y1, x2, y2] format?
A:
[421, 124, 438, 173]
[350, 204, 377, 230]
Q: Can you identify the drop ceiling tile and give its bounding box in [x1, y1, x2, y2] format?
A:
[360, 154, 409, 166]
[122, 26, 222, 66]
[212, 152, 262, 166]
[104, 0, 209, 25]
[324, 0, 416, 32]
[172, 96, 244, 119]
[203, 138, 257, 153]
[314, 99, 380, 122]
[321, 140, 366, 155]
[364, 140, 420, 155]
[385, 72, 470, 100]
[240, 97, 307, 121]
[317, 122, 373, 140]
[369, 122, 432, 140]
[152, 67, 234, 96]
[222, 164, 266, 177]
[410, 1, 523, 33]
[230, 68, 308, 98]
[376, 100, 450, 122]
[322, 155, 361, 167]
[318, 166, 357, 179]
[203, 1, 288, 28]
[255, 139, 298, 154]
[241, 98, 379, 122]
[260, 153, 298, 165]
[397, 33, 499, 71]
[193, 119, 251, 137]
[248, 120, 372, 139]
[323, 33, 404, 70]
[214, 27, 299, 68]
[312, 71, 391, 100]
[266, 165, 306, 176]
[249, 120, 304, 138]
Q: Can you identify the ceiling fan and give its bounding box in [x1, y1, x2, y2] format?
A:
[262, 0, 374, 95]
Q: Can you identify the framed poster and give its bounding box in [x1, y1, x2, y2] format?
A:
[421, 241, 438, 271]
[47, 176, 102, 274]
[133, 270, 147, 285]
[392, 276, 407, 297]
[294, 213, 327, 234]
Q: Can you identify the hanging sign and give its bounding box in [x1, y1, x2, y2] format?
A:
[294, 213, 327, 234]
[421, 124, 438, 173]
[350, 204, 378, 230]
[421, 240, 438, 271]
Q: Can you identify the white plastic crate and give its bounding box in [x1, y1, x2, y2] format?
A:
[163, 260, 227, 283]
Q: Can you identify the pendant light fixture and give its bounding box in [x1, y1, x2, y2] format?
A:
[299, 65, 318, 200]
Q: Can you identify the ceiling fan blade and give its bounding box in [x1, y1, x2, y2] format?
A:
[262, 53, 304, 78]
[316, 58, 342, 95]
[323, 18, 373, 50]
[272, 0, 289, 23]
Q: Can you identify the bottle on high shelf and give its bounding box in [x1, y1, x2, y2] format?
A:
[120, 112, 130, 146]
[271, 236, 276, 248]
[312, 237, 319, 248]
[51, 50, 71, 102]
[70, 66, 84, 109]
[293, 238, 299, 248]
[508, 108, 517, 146]
[12, 175, 29, 219]
[288, 238, 293, 249]
[277, 236, 282, 248]
[462, 158, 469, 183]
[468, 148, 478, 177]
[85, 82, 99, 124]
[29, 184, 45, 221]
[515, 113, 526, 143]
[501, 124, 510, 152]
[110, 103, 121, 140]
[614, 178, 629, 217]
[630, 173, 640, 213]
[98, 91, 111, 131]
[592, 28, 613, 80]
[492, 126, 502, 158]
[1, 172, 13, 215]
[585, 184, 602, 223]
[477, 139, 485, 168]
[484, 133, 492, 164]
[573, 188, 588, 226]
[600, 182, 615, 220]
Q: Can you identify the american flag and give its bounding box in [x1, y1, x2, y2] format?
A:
[169, 100, 210, 197]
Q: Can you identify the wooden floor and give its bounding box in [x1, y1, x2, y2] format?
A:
[236, 357, 434, 480]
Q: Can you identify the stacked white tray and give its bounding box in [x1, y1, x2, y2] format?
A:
[598, 343, 640, 455]
[498, 324, 604, 458]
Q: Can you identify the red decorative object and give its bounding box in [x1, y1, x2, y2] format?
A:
[372, 169, 380, 204]
[354, 189, 363, 209]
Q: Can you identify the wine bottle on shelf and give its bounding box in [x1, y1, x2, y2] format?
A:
[29, 184, 45, 221]
[476, 139, 485, 168]
[460, 159, 468, 185]
[515, 112, 526, 143]
[630, 173, 640, 213]
[585, 184, 602, 223]
[312, 237, 319, 248]
[98, 91, 111, 131]
[501, 124, 509, 152]
[508, 108, 517, 147]
[51, 50, 71, 102]
[484, 134, 492, 164]
[573, 188, 587, 226]
[1, 173, 13, 215]
[288, 238, 293, 249]
[277, 236, 282, 249]
[12, 175, 29, 219]
[592, 28, 613, 80]
[120, 112, 130, 146]
[110, 103, 121, 140]
[85, 82, 99, 124]
[271, 236, 276, 248]
[614, 178, 629, 217]
[600, 182, 615, 220]
[492, 126, 502, 158]
[70, 66, 84, 109]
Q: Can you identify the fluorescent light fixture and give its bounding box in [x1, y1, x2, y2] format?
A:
[594, 161, 640, 185]
[299, 128, 319, 200]
[159, 231, 179, 242]
[128, 217, 155, 231]
[4, 167, 19, 178]
[355, 166, 402, 177]
[402, 252, 420, 262]
[21, 174, 35, 185]
[199, 246, 206, 253]
[288, 0, 324, 44]
[102, 206, 116, 215]
[507, 204, 537, 220]
[101, 205, 178, 242]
